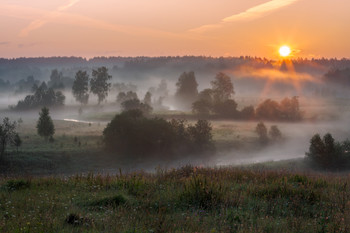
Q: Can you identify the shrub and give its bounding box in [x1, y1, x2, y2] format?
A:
[3, 179, 30, 191]
[103, 110, 214, 157]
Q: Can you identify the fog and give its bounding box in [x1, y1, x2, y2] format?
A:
[1, 56, 350, 174]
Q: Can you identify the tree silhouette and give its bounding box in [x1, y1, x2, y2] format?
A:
[15, 81, 65, 110]
[188, 119, 214, 152]
[305, 133, 349, 169]
[255, 122, 268, 144]
[269, 125, 282, 141]
[103, 110, 214, 156]
[121, 99, 152, 115]
[0, 118, 17, 158]
[36, 107, 55, 141]
[116, 91, 138, 104]
[192, 89, 214, 116]
[175, 71, 198, 107]
[143, 91, 152, 106]
[13, 133, 22, 152]
[90, 67, 112, 105]
[211, 72, 234, 103]
[72, 70, 89, 105]
[48, 69, 64, 89]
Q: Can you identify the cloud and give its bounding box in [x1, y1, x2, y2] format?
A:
[19, 0, 81, 37]
[2, 3, 192, 41]
[0, 41, 10, 46]
[18, 42, 39, 48]
[190, 0, 300, 33]
[223, 0, 299, 22]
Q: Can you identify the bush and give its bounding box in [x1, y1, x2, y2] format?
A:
[103, 110, 214, 157]
[121, 98, 152, 115]
[3, 179, 30, 191]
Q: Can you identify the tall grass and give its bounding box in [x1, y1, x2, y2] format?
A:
[1, 167, 350, 232]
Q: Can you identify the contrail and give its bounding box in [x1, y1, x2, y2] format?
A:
[19, 0, 81, 37]
[223, 0, 299, 22]
[190, 0, 300, 33]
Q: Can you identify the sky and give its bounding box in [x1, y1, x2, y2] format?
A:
[0, 0, 350, 59]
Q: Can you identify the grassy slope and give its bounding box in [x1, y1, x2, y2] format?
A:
[1, 166, 350, 232]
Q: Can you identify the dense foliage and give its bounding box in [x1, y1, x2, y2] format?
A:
[192, 73, 239, 117]
[306, 133, 350, 170]
[175, 71, 198, 108]
[72, 70, 89, 105]
[256, 96, 302, 121]
[103, 110, 214, 156]
[14, 82, 65, 110]
[36, 107, 55, 141]
[0, 118, 19, 158]
[90, 67, 112, 104]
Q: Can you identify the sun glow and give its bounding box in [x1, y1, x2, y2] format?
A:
[279, 45, 291, 57]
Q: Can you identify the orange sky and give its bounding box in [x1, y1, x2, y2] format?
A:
[1, 0, 349, 58]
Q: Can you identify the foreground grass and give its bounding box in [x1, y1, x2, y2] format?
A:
[1, 167, 350, 232]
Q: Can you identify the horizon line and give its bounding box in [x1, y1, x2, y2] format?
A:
[0, 55, 348, 61]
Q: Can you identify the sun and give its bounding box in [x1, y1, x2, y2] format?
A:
[279, 45, 291, 57]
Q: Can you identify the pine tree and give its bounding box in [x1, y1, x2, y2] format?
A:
[36, 107, 55, 141]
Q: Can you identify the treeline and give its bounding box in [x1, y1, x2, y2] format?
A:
[324, 68, 350, 86]
[174, 71, 302, 121]
[1, 56, 349, 84]
[1, 56, 350, 70]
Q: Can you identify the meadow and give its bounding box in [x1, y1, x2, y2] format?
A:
[0, 97, 349, 232]
[1, 166, 349, 232]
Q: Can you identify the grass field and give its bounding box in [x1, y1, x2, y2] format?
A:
[1, 117, 267, 175]
[1, 166, 349, 232]
[0, 98, 349, 232]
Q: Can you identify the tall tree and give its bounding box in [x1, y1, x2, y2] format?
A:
[255, 122, 268, 144]
[211, 72, 234, 103]
[36, 107, 55, 141]
[13, 133, 22, 152]
[143, 91, 152, 106]
[48, 69, 64, 89]
[269, 125, 282, 141]
[90, 67, 112, 105]
[72, 70, 89, 105]
[175, 71, 198, 107]
[0, 118, 17, 158]
[188, 119, 214, 152]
